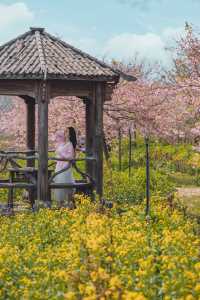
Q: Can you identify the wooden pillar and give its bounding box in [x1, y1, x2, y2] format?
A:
[25, 98, 35, 167]
[85, 97, 95, 178]
[37, 81, 49, 203]
[93, 82, 104, 197]
[23, 97, 36, 207]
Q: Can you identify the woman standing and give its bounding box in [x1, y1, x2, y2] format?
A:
[54, 127, 77, 208]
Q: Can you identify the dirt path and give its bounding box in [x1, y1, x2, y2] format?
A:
[177, 187, 200, 198]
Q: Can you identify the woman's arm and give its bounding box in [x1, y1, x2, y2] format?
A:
[59, 143, 74, 160]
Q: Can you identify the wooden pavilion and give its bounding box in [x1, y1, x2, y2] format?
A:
[0, 27, 136, 206]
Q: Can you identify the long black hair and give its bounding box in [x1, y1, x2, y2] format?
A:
[68, 127, 77, 150]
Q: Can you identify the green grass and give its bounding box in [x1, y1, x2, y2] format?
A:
[170, 172, 197, 187]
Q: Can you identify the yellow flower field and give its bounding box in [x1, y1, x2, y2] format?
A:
[0, 196, 199, 300]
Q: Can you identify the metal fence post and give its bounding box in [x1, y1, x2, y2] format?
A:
[145, 136, 150, 216]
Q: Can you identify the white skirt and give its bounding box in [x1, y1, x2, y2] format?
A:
[54, 168, 75, 203]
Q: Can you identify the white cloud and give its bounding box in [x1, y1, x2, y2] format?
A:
[0, 3, 33, 28]
[102, 27, 185, 65]
[64, 25, 185, 66]
[162, 27, 185, 41]
[103, 32, 166, 62]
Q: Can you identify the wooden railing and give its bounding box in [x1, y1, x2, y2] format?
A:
[0, 150, 96, 190]
[0, 150, 96, 211]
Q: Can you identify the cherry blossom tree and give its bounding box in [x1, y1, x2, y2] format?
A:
[105, 38, 200, 144]
[2, 26, 200, 149]
[166, 23, 200, 142]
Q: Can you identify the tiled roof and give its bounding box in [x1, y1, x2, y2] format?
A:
[0, 28, 120, 81]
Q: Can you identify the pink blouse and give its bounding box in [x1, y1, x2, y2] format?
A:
[55, 142, 75, 172]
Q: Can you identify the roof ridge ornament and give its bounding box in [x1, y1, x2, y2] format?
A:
[30, 27, 45, 33]
[34, 30, 47, 80]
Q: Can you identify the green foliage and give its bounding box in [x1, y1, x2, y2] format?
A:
[103, 137, 200, 204]
[104, 167, 175, 204]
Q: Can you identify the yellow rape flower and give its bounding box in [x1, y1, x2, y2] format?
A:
[90, 271, 98, 282]
[194, 283, 200, 293]
[195, 262, 200, 271]
[185, 271, 197, 281]
[185, 295, 195, 300]
[84, 284, 96, 296]
[122, 291, 147, 300]
[109, 276, 122, 289]
[64, 291, 77, 300]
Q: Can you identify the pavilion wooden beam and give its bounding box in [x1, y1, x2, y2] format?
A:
[37, 81, 49, 203]
[0, 80, 37, 97]
[50, 80, 93, 98]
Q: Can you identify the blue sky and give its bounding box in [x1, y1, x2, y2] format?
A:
[0, 0, 199, 65]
